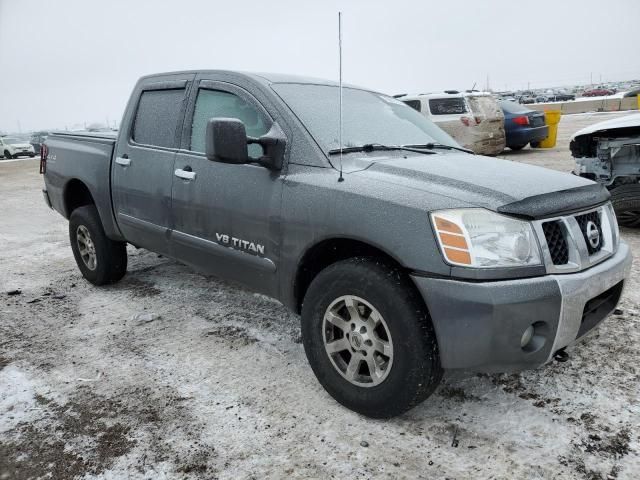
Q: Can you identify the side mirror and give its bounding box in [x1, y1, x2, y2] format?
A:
[205, 118, 248, 164]
[252, 123, 286, 171]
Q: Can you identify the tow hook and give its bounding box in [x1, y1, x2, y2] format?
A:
[553, 348, 569, 363]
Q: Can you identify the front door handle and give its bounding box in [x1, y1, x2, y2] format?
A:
[175, 168, 196, 181]
[115, 156, 131, 166]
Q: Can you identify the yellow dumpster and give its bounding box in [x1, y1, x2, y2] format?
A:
[539, 110, 562, 148]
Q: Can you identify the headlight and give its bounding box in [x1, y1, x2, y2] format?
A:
[431, 208, 541, 268]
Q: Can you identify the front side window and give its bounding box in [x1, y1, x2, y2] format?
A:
[272, 83, 458, 152]
[428, 98, 468, 115]
[190, 89, 269, 158]
[132, 88, 185, 148]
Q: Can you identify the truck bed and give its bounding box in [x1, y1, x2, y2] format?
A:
[43, 131, 122, 240]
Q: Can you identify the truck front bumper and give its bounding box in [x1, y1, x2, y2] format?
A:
[412, 242, 632, 372]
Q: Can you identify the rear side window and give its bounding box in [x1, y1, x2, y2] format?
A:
[190, 89, 269, 158]
[132, 88, 185, 148]
[403, 100, 421, 112]
[428, 98, 468, 115]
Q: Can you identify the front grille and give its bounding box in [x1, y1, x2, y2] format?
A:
[542, 221, 569, 265]
[575, 211, 603, 254]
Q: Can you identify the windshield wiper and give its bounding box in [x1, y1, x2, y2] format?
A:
[403, 143, 474, 154]
[328, 143, 435, 155]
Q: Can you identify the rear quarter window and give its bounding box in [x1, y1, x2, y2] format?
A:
[428, 98, 468, 115]
[132, 88, 185, 148]
[402, 100, 421, 112]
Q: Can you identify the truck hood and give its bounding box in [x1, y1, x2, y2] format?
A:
[571, 113, 640, 140]
[348, 152, 607, 218]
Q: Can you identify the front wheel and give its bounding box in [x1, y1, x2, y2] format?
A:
[301, 258, 442, 418]
[509, 144, 526, 151]
[69, 205, 127, 285]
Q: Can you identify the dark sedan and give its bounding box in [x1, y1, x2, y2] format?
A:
[500, 101, 548, 150]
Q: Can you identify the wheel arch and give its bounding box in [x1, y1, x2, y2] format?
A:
[292, 236, 423, 314]
[63, 178, 96, 219]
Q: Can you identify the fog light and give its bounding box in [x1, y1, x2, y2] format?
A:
[520, 325, 535, 348]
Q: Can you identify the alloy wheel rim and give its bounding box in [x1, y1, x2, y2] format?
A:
[322, 295, 393, 387]
[76, 225, 97, 271]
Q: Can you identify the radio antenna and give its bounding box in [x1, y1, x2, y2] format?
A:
[338, 11, 344, 182]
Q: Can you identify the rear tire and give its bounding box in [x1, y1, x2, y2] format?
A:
[69, 205, 127, 285]
[610, 184, 640, 228]
[301, 257, 442, 418]
[530, 141, 541, 148]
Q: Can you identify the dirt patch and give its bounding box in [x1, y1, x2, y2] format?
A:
[0, 356, 9, 371]
[0, 389, 136, 480]
[204, 325, 258, 346]
[117, 278, 162, 298]
[437, 384, 481, 402]
[582, 429, 631, 457]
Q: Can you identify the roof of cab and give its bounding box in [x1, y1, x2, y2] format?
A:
[139, 70, 343, 87]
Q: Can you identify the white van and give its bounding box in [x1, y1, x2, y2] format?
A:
[399, 91, 505, 155]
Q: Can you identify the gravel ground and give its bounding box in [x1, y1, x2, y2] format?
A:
[1, 112, 639, 479]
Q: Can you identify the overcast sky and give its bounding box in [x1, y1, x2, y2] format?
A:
[0, 0, 638, 132]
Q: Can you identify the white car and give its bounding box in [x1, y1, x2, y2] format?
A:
[399, 91, 506, 155]
[0, 136, 36, 159]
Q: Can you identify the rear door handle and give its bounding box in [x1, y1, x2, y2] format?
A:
[175, 168, 196, 180]
[115, 156, 131, 166]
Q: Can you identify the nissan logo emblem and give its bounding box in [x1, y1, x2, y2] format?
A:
[586, 221, 600, 249]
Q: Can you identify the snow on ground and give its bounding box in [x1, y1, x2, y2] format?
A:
[1, 112, 639, 479]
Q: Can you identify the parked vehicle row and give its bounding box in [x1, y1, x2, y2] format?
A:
[40, 70, 632, 418]
[398, 91, 506, 155]
[399, 91, 552, 154]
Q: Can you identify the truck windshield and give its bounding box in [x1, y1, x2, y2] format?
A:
[271, 83, 459, 154]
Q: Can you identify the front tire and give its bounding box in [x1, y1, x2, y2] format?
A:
[3, 150, 12, 159]
[69, 205, 127, 285]
[509, 144, 526, 151]
[301, 258, 442, 418]
[610, 184, 640, 228]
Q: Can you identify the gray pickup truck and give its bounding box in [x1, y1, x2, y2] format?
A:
[41, 70, 631, 418]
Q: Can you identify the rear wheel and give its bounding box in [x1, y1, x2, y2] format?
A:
[301, 257, 442, 418]
[610, 184, 640, 228]
[530, 141, 541, 148]
[69, 205, 127, 285]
